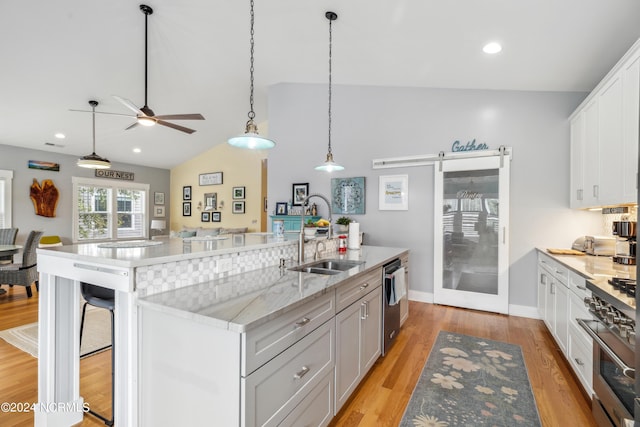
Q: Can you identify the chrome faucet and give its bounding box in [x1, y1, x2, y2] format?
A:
[298, 193, 332, 263]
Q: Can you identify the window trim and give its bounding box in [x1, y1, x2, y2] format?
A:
[0, 170, 14, 228]
[72, 177, 150, 243]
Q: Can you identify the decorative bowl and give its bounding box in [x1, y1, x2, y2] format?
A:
[304, 227, 317, 237]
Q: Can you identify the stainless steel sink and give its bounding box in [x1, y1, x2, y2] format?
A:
[289, 259, 364, 275]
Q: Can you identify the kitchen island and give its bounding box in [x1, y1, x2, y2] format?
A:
[35, 235, 407, 427]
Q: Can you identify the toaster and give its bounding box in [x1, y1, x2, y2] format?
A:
[584, 235, 616, 256]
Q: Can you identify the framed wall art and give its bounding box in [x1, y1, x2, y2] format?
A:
[201, 211, 210, 222]
[233, 186, 245, 199]
[379, 175, 409, 210]
[292, 183, 309, 206]
[183, 202, 192, 216]
[154, 192, 165, 205]
[331, 177, 366, 215]
[154, 205, 165, 217]
[212, 212, 221, 222]
[276, 202, 288, 215]
[232, 201, 245, 214]
[199, 172, 223, 186]
[183, 186, 192, 201]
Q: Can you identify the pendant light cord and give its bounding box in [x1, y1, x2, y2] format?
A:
[248, 0, 256, 122]
[144, 8, 149, 108]
[91, 101, 98, 153]
[327, 14, 333, 155]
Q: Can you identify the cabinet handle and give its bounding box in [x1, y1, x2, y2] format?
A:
[577, 189, 583, 201]
[541, 274, 547, 285]
[502, 227, 506, 244]
[365, 301, 369, 318]
[593, 184, 599, 198]
[574, 358, 584, 366]
[293, 366, 310, 380]
[550, 283, 555, 295]
[294, 317, 310, 328]
[359, 283, 369, 291]
[576, 285, 587, 291]
[360, 303, 366, 320]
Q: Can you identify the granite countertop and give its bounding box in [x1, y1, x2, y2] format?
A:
[138, 245, 408, 333]
[36, 233, 299, 268]
[537, 248, 636, 310]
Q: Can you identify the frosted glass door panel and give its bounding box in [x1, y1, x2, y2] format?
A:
[434, 156, 510, 314]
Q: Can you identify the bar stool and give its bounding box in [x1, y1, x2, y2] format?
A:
[80, 282, 115, 426]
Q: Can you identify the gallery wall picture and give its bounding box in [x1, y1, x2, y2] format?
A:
[233, 186, 245, 199]
[183, 186, 192, 201]
[154, 206, 165, 217]
[183, 202, 191, 216]
[232, 201, 245, 214]
[212, 212, 221, 222]
[201, 212, 210, 222]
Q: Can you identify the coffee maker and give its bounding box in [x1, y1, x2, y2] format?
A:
[612, 220, 636, 265]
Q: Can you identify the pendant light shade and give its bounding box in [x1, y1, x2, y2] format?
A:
[228, 0, 275, 150]
[77, 100, 111, 169]
[315, 11, 343, 172]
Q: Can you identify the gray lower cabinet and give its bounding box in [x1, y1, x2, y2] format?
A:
[334, 285, 382, 413]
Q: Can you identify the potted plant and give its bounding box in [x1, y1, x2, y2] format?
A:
[335, 216, 352, 233]
[304, 219, 318, 237]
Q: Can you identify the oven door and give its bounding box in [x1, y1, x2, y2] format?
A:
[578, 319, 635, 425]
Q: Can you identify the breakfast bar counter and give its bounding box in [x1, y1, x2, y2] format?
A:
[34, 234, 299, 427]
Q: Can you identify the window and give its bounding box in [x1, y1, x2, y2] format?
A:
[73, 177, 149, 243]
[0, 170, 13, 228]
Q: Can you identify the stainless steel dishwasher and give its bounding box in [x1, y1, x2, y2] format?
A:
[382, 258, 402, 355]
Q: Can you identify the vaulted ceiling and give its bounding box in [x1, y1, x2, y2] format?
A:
[2, 0, 640, 169]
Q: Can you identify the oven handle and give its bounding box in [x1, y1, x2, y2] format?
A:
[577, 318, 636, 380]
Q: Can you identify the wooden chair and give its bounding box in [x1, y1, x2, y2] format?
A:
[0, 230, 43, 297]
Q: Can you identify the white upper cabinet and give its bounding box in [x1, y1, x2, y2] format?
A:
[569, 38, 640, 208]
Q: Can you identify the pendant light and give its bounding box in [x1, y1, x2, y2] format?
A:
[77, 100, 111, 169]
[315, 11, 344, 172]
[228, 0, 275, 150]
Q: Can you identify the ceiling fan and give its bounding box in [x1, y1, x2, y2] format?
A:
[70, 4, 204, 134]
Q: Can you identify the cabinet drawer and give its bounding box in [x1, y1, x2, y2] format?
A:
[280, 370, 333, 427]
[242, 291, 335, 376]
[569, 271, 590, 300]
[568, 329, 593, 395]
[242, 319, 335, 427]
[538, 253, 568, 284]
[569, 289, 593, 345]
[335, 268, 381, 313]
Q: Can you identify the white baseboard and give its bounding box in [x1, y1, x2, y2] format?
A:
[407, 291, 540, 320]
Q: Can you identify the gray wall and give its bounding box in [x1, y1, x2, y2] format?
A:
[267, 83, 603, 311]
[0, 144, 170, 245]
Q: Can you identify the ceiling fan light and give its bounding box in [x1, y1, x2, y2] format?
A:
[77, 153, 111, 169]
[315, 152, 344, 172]
[137, 116, 156, 126]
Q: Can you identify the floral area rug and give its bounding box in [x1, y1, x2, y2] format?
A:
[400, 331, 541, 427]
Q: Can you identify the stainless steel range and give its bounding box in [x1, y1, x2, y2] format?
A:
[580, 279, 636, 427]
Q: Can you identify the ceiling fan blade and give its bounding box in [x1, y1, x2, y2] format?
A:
[113, 95, 143, 115]
[156, 120, 196, 134]
[154, 113, 205, 121]
[125, 122, 140, 131]
[69, 109, 134, 118]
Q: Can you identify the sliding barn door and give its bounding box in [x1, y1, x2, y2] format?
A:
[433, 155, 510, 314]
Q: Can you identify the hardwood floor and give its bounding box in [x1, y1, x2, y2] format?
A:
[329, 301, 597, 427]
[0, 290, 596, 427]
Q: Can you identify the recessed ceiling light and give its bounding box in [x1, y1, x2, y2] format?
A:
[133, 148, 142, 153]
[482, 42, 502, 54]
[54, 133, 65, 139]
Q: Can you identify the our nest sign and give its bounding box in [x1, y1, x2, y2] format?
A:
[451, 139, 489, 152]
